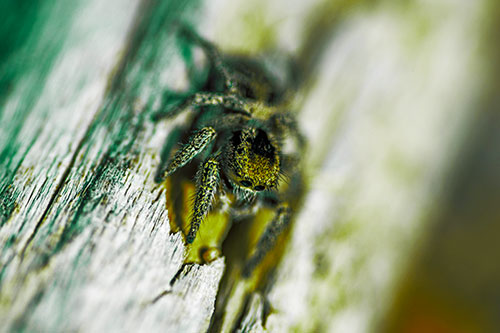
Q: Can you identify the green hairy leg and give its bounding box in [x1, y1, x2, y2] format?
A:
[187, 158, 220, 243]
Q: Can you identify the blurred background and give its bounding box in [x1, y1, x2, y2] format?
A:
[1, 0, 499, 332]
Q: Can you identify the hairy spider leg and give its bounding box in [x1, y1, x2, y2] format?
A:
[155, 91, 259, 122]
[191, 92, 253, 114]
[206, 113, 249, 131]
[180, 25, 238, 93]
[268, 111, 307, 152]
[187, 157, 221, 243]
[155, 125, 185, 183]
[151, 89, 196, 121]
[241, 204, 291, 278]
[163, 127, 216, 178]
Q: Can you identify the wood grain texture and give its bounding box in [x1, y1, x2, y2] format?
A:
[0, 0, 491, 332]
[0, 0, 225, 331]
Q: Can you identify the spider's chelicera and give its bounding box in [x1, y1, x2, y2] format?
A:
[156, 26, 305, 277]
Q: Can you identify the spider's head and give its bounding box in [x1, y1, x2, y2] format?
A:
[226, 128, 280, 195]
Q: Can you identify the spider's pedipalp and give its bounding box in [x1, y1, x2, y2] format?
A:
[187, 157, 221, 243]
[163, 127, 216, 178]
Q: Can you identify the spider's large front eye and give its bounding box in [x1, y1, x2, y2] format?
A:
[240, 180, 252, 187]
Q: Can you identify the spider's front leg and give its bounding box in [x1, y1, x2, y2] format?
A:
[162, 127, 216, 179]
[191, 92, 253, 115]
[242, 204, 292, 278]
[154, 125, 185, 183]
[152, 92, 255, 121]
[179, 25, 238, 93]
[187, 157, 221, 243]
[268, 111, 306, 153]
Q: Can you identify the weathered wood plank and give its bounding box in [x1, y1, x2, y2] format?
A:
[1, 0, 223, 331]
[0, 0, 140, 327]
[0, 0, 493, 332]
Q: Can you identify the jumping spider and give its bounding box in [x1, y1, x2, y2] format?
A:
[156, 26, 305, 277]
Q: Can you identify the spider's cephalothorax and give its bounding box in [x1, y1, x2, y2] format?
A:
[224, 127, 280, 196]
[156, 26, 304, 277]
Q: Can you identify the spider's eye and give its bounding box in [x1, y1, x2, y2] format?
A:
[240, 180, 252, 187]
[254, 185, 265, 191]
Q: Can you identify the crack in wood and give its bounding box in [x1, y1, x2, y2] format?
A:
[150, 289, 173, 304]
[169, 263, 194, 287]
[20, 130, 89, 260]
